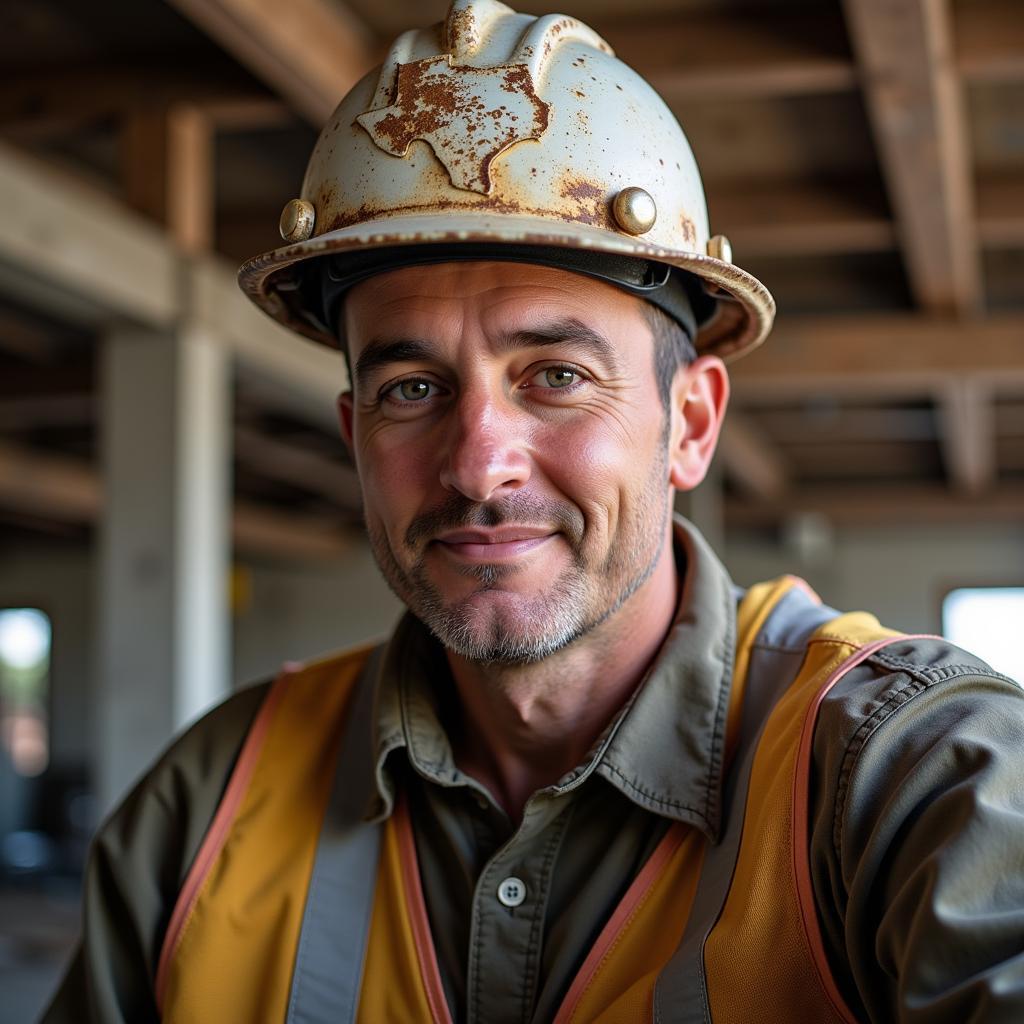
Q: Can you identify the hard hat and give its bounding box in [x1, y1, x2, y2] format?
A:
[238, 0, 774, 361]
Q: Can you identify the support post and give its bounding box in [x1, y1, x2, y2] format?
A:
[96, 322, 230, 811]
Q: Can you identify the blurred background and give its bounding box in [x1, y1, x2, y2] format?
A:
[0, 0, 1022, 1018]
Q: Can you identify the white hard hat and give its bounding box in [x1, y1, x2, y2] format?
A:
[238, 0, 775, 361]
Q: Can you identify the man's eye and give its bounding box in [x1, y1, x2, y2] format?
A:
[535, 367, 580, 389]
[388, 379, 435, 402]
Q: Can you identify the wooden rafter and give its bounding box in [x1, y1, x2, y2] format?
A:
[717, 413, 791, 501]
[731, 315, 1024, 399]
[164, 0, 375, 125]
[0, 64, 269, 135]
[726, 483, 1024, 528]
[123, 105, 215, 253]
[977, 174, 1024, 249]
[937, 379, 996, 494]
[842, 0, 981, 315]
[611, 8, 856, 100]
[956, 0, 1024, 84]
[234, 426, 361, 513]
[0, 438, 354, 560]
[712, 179, 897, 259]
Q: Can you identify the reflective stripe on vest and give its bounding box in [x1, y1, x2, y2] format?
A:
[156, 578, 920, 1022]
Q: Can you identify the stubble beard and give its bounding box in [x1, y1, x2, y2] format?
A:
[365, 447, 671, 666]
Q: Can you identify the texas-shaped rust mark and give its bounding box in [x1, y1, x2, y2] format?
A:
[357, 56, 551, 194]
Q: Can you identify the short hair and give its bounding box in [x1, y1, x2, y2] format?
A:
[641, 302, 698, 409]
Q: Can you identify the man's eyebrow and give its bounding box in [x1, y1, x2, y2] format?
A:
[498, 318, 621, 371]
[353, 338, 434, 385]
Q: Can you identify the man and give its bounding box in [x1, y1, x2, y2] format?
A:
[46, 1, 1024, 1021]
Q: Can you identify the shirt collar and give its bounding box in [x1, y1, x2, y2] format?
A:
[366, 516, 737, 841]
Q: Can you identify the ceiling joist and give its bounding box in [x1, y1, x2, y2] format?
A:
[718, 413, 791, 501]
[163, 0, 376, 125]
[937, 378, 996, 494]
[732, 314, 1024, 399]
[843, 0, 981, 316]
[0, 438, 354, 560]
[726, 483, 1024, 528]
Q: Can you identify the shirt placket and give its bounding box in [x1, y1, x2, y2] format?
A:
[466, 794, 572, 1024]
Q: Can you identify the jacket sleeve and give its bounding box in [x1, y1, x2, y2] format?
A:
[811, 640, 1024, 1023]
[40, 682, 269, 1024]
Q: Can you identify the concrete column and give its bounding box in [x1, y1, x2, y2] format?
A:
[96, 322, 230, 812]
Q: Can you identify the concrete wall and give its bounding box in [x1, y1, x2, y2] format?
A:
[231, 541, 404, 686]
[724, 522, 1024, 635]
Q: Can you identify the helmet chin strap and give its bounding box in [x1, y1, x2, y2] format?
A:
[308, 243, 717, 346]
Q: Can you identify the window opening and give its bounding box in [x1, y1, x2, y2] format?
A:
[0, 608, 51, 778]
[942, 587, 1024, 683]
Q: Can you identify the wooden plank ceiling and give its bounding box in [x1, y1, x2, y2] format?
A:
[0, 0, 1022, 555]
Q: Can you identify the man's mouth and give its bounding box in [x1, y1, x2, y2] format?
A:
[432, 527, 556, 561]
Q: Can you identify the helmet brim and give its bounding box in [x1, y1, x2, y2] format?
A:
[238, 212, 774, 363]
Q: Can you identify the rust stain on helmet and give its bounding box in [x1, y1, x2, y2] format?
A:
[356, 56, 550, 195]
[559, 176, 611, 228]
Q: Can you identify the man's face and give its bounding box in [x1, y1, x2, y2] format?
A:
[340, 261, 684, 664]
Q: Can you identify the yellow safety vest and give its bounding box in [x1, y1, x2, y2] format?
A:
[154, 577, 915, 1022]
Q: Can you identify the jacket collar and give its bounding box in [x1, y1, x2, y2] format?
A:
[366, 516, 736, 841]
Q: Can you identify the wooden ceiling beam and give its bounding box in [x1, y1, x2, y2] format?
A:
[122, 105, 215, 253]
[0, 394, 94, 432]
[0, 64, 270, 134]
[717, 412, 791, 501]
[164, 0, 376, 126]
[712, 178, 897, 257]
[937, 379, 996, 494]
[0, 438, 355, 560]
[725, 483, 1024, 528]
[610, 9, 856, 100]
[842, 0, 981, 315]
[956, 0, 1024, 84]
[731, 314, 1024, 399]
[977, 174, 1024, 249]
[234, 426, 361, 513]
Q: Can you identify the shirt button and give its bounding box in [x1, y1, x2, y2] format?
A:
[497, 877, 526, 908]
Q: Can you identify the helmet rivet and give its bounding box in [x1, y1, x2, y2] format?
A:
[612, 187, 657, 235]
[707, 234, 732, 264]
[279, 198, 316, 242]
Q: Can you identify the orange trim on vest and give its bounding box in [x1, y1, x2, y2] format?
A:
[394, 796, 454, 1024]
[790, 633, 940, 1024]
[157, 647, 373, 1023]
[155, 671, 288, 1009]
[703, 612, 900, 1023]
[552, 823, 704, 1024]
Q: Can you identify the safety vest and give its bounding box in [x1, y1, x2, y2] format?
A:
[154, 577, 925, 1022]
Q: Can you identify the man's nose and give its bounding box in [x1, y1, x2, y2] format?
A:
[438, 389, 531, 502]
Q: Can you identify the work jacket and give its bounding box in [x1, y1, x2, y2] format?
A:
[152, 577, 1022, 1023]
[43, 524, 1024, 1023]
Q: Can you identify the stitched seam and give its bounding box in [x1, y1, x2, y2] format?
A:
[521, 817, 568, 1024]
[470, 889, 485, 1024]
[870, 652, 1017, 687]
[831, 674, 934, 859]
[600, 762, 711, 818]
[703, 584, 736, 829]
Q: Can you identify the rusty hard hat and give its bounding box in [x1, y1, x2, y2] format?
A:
[238, 0, 775, 361]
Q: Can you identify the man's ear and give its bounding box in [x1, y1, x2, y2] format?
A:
[667, 355, 730, 492]
[337, 391, 355, 457]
